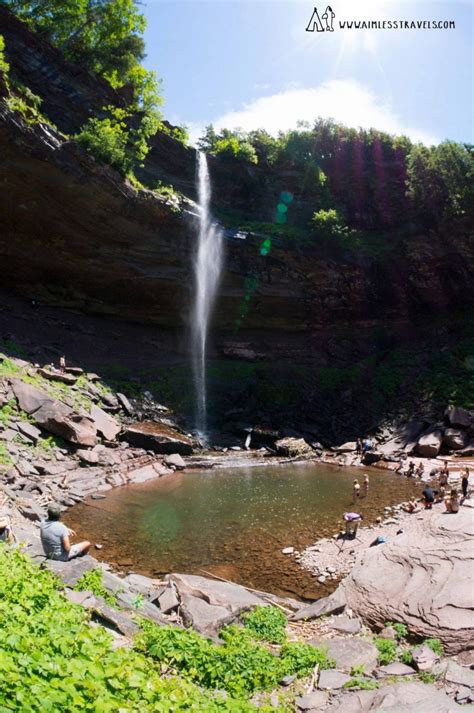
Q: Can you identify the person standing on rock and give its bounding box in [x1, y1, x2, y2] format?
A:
[40, 504, 90, 561]
[356, 438, 363, 457]
[59, 355, 66, 374]
[461, 467, 470, 499]
[439, 463, 449, 487]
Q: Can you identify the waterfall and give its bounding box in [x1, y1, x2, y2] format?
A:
[191, 151, 223, 438]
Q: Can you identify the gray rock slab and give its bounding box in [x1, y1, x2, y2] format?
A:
[330, 615, 361, 635]
[17, 421, 42, 442]
[435, 659, 474, 689]
[158, 586, 180, 614]
[169, 573, 264, 614]
[310, 637, 379, 673]
[292, 588, 347, 621]
[82, 595, 139, 637]
[44, 555, 99, 586]
[122, 573, 162, 599]
[295, 691, 329, 710]
[318, 669, 351, 689]
[326, 681, 465, 711]
[377, 662, 416, 677]
[90, 404, 120, 441]
[164, 453, 186, 470]
[180, 593, 234, 639]
[117, 393, 133, 415]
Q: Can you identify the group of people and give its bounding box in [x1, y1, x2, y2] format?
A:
[402, 463, 470, 514]
[352, 474, 369, 501]
[395, 460, 425, 478]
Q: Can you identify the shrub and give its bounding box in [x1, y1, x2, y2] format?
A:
[242, 605, 288, 644]
[0, 35, 9, 81]
[74, 568, 117, 607]
[0, 545, 249, 710]
[375, 637, 398, 665]
[423, 638, 444, 657]
[343, 677, 379, 690]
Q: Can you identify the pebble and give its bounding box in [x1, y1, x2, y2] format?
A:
[282, 547, 294, 555]
[327, 565, 336, 573]
[95, 543, 103, 550]
[317, 575, 326, 583]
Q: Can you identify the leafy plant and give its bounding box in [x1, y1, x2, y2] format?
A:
[343, 677, 379, 690]
[0, 442, 13, 467]
[399, 649, 414, 665]
[242, 605, 287, 644]
[74, 568, 117, 607]
[418, 671, 439, 684]
[0, 34, 9, 80]
[385, 621, 408, 640]
[375, 637, 398, 665]
[423, 638, 444, 657]
[279, 641, 335, 676]
[350, 664, 366, 676]
[0, 545, 251, 710]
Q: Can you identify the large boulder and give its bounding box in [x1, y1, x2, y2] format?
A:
[309, 636, 379, 673]
[416, 429, 443, 457]
[121, 422, 193, 455]
[89, 404, 120, 441]
[443, 428, 466, 451]
[445, 406, 472, 429]
[10, 378, 97, 446]
[168, 573, 263, 614]
[339, 509, 474, 654]
[275, 437, 313, 458]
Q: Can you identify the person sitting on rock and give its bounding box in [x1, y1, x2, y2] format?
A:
[445, 488, 460, 514]
[421, 485, 435, 509]
[402, 499, 420, 514]
[415, 462, 425, 479]
[40, 504, 90, 561]
[0, 514, 14, 544]
[439, 462, 449, 487]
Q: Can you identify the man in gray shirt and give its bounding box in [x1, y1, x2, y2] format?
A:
[40, 504, 90, 561]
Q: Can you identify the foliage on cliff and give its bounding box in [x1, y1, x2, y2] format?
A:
[199, 121, 473, 237]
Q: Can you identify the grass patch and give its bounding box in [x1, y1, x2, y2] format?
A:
[242, 605, 287, 644]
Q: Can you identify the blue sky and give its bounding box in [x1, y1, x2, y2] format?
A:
[142, 1, 472, 145]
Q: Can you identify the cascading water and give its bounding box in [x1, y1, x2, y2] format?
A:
[191, 151, 223, 438]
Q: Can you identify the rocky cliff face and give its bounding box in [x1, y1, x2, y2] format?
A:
[0, 9, 473, 436]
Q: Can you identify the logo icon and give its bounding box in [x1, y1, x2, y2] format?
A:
[306, 5, 335, 32]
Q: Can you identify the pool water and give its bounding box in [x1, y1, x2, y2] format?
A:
[67, 462, 418, 599]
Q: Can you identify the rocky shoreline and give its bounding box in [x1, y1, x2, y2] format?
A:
[1, 351, 473, 710]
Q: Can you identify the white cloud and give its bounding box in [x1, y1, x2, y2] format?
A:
[188, 79, 438, 146]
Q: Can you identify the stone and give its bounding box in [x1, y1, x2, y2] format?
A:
[127, 465, 158, 484]
[295, 691, 328, 710]
[339, 508, 474, 654]
[443, 429, 466, 451]
[280, 674, 297, 686]
[336, 441, 357, 453]
[416, 430, 443, 457]
[18, 500, 45, 522]
[434, 659, 474, 689]
[157, 586, 180, 614]
[180, 593, 234, 639]
[282, 547, 294, 554]
[456, 686, 472, 703]
[274, 437, 313, 458]
[412, 643, 440, 671]
[76, 448, 99, 465]
[309, 637, 379, 673]
[90, 404, 120, 441]
[168, 573, 264, 614]
[17, 421, 42, 442]
[122, 422, 193, 455]
[330, 615, 361, 635]
[0, 428, 19, 441]
[80, 594, 139, 637]
[44, 555, 98, 586]
[117, 392, 133, 415]
[34, 403, 96, 447]
[325, 681, 466, 711]
[10, 378, 50, 414]
[378, 626, 397, 640]
[291, 589, 347, 621]
[377, 662, 416, 677]
[164, 453, 186, 470]
[38, 368, 77, 385]
[122, 573, 159, 598]
[445, 406, 472, 429]
[317, 575, 326, 583]
[318, 669, 351, 689]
